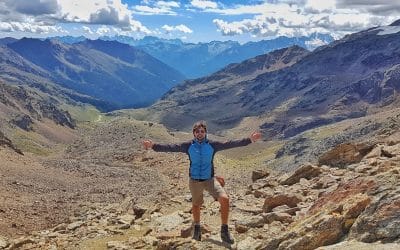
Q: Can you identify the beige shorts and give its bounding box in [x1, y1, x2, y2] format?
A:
[189, 177, 227, 206]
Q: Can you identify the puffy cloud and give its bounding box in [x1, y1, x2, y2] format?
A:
[175, 24, 193, 33]
[96, 26, 111, 35]
[212, 1, 399, 39]
[133, 5, 177, 15]
[305, 37, 330, 49]
[10, 0, 59, 15]
[82, 26, 93, 34]
[162, 24, 193, 34]
[132, 1, 179, 15]
[214, 16, 281, 37]
[336, 0, 400, 15]
[162, 25, 174, 32]
[303, 0, 336, 14]
[157, 1, 180, 8]
[0, 0, 151, 35]
[204, 2, 298, 15]
[89, 7, 130, 26]
[0, 21, 65, 33]
[58, 0, 148, 31]
[190, 0, 218, 10]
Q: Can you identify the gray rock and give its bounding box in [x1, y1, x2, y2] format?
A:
[11, 114, 34, 131]
[279, 164, 322, 185]
[235, 215, 266, 228]
[315, 240, 400, 250]
[0, 235, 9, 249]
[237, 236, 262, 250]
[67, 221, 85, 231]
[117, 214, 135, 225]
[263, 193, 302, 212]
[349, 193, 400, 243]
[106, 241, 129, 250]
[9, 237, 36, 250]
[132, 204, 147, 219]
[154, 211, 184, 232]
[263, 212, 294, 224]
[252, 169, 270, 182]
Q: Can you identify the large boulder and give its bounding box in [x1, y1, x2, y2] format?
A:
[349, 193, 400, 243]
[263, 194, 303, 212]
[279, 164, 322, 186]
[318, 143, 374, 168]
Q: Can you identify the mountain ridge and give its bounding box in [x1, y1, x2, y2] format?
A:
[5, 38, 186, 109]
[136, 23, 400, 141]
[89, 33, 333, 78]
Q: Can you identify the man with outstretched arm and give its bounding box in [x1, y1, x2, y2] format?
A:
[142, 120, 262, 244]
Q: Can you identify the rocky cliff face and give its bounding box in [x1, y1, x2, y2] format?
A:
[0, 80, 77, 155]
[0, 81, 75, 129]
[0, 130, 22, 155]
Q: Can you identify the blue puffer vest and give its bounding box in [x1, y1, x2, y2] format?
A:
[188, 138, 215, 179]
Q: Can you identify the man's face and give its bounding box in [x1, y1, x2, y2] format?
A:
[193, 127, 206, 141]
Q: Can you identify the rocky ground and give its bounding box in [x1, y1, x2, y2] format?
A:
[1, 116, 400, 249]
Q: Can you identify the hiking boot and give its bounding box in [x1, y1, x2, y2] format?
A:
[192, 224, 201, 241]
[221, 224, 234, 244]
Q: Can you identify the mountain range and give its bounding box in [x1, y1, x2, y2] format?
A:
[137, 20, 400, 140]
[5, 38, 185, 109]
[0, 37, 186, 151]
[53, 33, 333, 79]
[1, 20, 399, 151]
[0, 32, 334, 137]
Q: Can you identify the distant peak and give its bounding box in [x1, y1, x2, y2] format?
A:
[389, 19, 400, 26]
[270, 45, 308, 55]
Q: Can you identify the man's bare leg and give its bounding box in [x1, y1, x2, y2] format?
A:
[218, 195, 229, 224]
[192, 204, 201, 223]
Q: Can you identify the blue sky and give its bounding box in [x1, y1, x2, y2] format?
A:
[0, 0, 399, 44]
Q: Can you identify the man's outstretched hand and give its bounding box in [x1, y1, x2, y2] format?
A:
[142, 139, 154, 150]
[250, 131, 262, 143]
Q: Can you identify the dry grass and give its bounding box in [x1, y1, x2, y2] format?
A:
[62, 104, 103, 123]
[78, 227, 147, 250]
[216, 140, 284, 170]
[11, 129, 53, 156]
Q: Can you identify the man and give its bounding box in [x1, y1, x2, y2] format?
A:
[142, 120, 262, 244]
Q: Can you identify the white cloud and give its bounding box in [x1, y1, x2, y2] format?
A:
[336, 0, 400, 15]
[133, 5, 177, 15]
[0, 0, 151, 35]
[305, 37, 329, 49]
[132, 1, 179, 15]
[10, 0, 59, 15]
[162, 24, 193, 34]
[304, 0, 336, 14]
[162, 25, 174, 32]
[58, 0, 149, 32]
[96, 25, 111, 35]
[175, 24, 193, 33]
[211, 1, 400, 39]
[205, 2, 297, 15]
[157, 1, 180, 9]
[190, 0, 218, 10]
[82, 26, 93, 34]
[0, 21, 65, 33]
